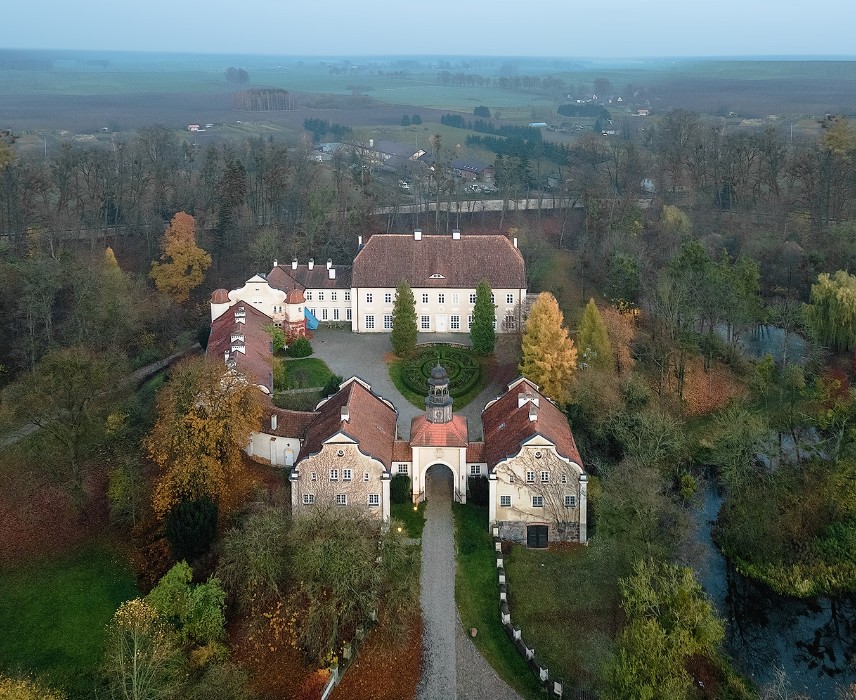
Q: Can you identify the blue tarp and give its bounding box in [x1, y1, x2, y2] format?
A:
[304, 307, 319, 330]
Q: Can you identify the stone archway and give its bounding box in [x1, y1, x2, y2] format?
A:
[424, 463, 454, 502]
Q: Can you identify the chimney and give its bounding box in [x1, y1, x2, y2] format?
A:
[292, 257, 298, 270]
[513, 237, 518, 248]
[326, 258, 333, 269]
[452, 229, 461, 240]
[273, 258, 278, 268]
[358, 234, 363, 246]
[369, 138, 374, 148]
[329, 268, 336, 279]
[224, 351, 230, 365]
[271, 414, 278, 431]
[341, 405, 350, 422]
[308, 258, 314, 270]
[414, 229, 422, 241]
[528, 403, 538, 422]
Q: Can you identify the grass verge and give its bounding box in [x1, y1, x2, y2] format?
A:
[0, 540, 139, 699]
[452, 503, 543, 700]
[391, 501, 426, 538]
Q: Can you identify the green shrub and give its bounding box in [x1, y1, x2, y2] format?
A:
[322, 373, 344, 398]
[165, 497, 218, 563]
[286, 336, 312, 357]
[399, 345, 481, 398]
[391, 474, 412, 504]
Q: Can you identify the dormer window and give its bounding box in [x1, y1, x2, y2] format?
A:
[231, 333, 244, 343]
[429, 273, 445, 279]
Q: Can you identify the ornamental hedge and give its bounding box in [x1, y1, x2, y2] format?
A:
[400, 345, 481, 398]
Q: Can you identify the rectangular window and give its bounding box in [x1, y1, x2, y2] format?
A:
[564, 495, 577, 508]
[467, 315, 473, 329]
[509, 475, 515, 483]
[540, 471, 550, 483]
[397, 464, 409, 475]
[333, 308, 339, 321]
[421, 316, 430, 330]
[560, 473, 568, 484]
[343, 469, 352, 481]
[330, 469, 339, 481]
[422, 293, 429, 304]
[303, 493, 315, 505]
[322, 308, 328, 321]
[452, 293, 459, 305]
[311, 471, 317, 481]
[365, 315, 375, 330]
[526, 471, 535, 483]
[469, 293, 477, 304]
[438, 293, 445, 304]
[318, 292, 324, 302]
[450, 315, 460, 330]
[344, 291, 351, 302]
[493, 317, 497, 330]
[336, 494, 348, 505]
[331, 292, 337, 302]
[506, 294, 514, 305]
[500, 495, 511, 507]
[385, 292, 393, 304]
[384, 315, 393, 330]
[470, 465, 481, 476]
[311, 308, 317, 317]
[363, 472, 370, 482]
[366, 293, 373, 304]
[305, 291, 312, 301]
[346, 308, 352, 321]
[490, 293, 495, 304]
[368, 494, 380, 506]
[505, 314, 515, 330]
[532, 496, 544, 508]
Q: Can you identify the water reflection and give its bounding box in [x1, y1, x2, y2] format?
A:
[695, 487, 856, 698]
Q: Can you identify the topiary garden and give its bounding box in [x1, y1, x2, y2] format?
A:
[399, 345, 482, 399]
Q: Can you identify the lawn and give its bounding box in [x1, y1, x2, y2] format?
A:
[504, 544, 617, 694]
[0, 541, 139, 699]
[282, 357, 334, 390]
[391, 501, 426, 539]
[452, 503, 543, 700]
[389, 345, 490, 411]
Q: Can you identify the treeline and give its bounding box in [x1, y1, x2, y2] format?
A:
[303, 118, 351, 142]
[466, 133, 570, 166]
[234, 88, 293, 111]
[557, 104, 611, 119]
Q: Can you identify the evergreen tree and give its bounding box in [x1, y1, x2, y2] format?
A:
[520, 292, 577, 404]
[577, 298, 613, 371]
[470, 279, 496, 356]
[391, 280, 417, 356]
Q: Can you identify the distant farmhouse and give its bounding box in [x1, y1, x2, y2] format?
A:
[208, 231, 587, 546]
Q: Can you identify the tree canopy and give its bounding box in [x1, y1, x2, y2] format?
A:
[391, 280, 417, 357]
[149, 212, 212, 304]
[805, 270, 856, 351]
[520, 292, 577, 404]
[470, 279, 496, 356]
[144, 357, 263, 516]
[577, 298, 613, 371]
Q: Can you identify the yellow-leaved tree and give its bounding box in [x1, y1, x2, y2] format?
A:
[145, 357, 264, 516]
[519, 292, 577, 405]
[149, 212, 211, 303]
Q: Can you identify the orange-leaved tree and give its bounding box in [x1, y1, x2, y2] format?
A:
[145, 357, 264, 516]
[149, 212, 211, 303]
[520, 292, 577, 405]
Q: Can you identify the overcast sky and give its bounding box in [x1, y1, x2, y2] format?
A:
[4, 0, 855, 58]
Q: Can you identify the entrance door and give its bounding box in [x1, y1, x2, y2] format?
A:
[436, 315, 447, 332]
[526, 524, 549, 548]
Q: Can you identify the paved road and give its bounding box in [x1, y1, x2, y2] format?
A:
[416, 470, 458, 700]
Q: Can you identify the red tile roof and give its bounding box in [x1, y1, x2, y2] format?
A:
[481, 378, 583, 471]
[351, 233, 526, 289]
[467, 441, 485, 463]
[298, 378, 398, 468]
[268, 263, 352, 291]
[210, 288, 230, 304]
[207, 304, 274, 391]
[393, 440, 412, 462]
[260, 400, 318, 437]
[409, 415, 468, 447]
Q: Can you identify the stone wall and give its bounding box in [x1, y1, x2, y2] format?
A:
[497, 521, 580, 545]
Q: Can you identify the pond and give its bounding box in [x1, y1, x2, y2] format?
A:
[694, 486, 856, 698]
[716, 324, 808, 365]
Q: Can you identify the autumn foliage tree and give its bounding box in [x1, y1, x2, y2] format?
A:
[145, 357, 264, 517]
[149, 212, 212, 303]
[520, 292, 577, 405]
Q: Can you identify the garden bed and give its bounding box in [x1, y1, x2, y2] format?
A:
[390, 345, 489, 411]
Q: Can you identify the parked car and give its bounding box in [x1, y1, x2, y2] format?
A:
[399, 180, 411, 192]
[464, 183, 481, 194]
[481, 184, 498, 195]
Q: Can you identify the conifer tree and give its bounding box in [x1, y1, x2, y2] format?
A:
[520, 292, 577, 404]
[577, 298, 613, 371]
[471, 279, 496, 356]
[391, 280, 417, 356]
